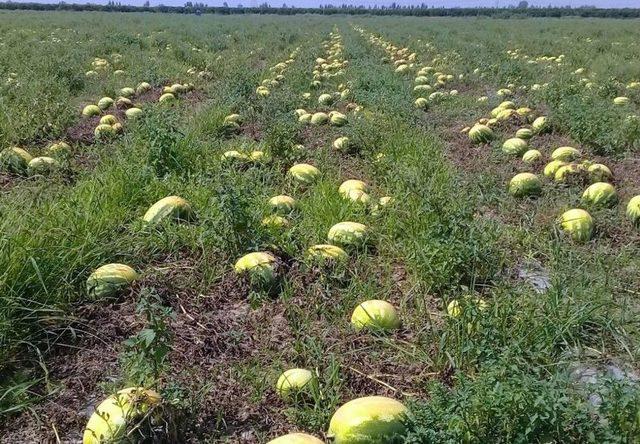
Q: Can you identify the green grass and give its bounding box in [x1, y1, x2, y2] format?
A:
[0, 12, 639, 442]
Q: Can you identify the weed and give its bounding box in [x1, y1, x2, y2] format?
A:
[121, 289, 174, 387]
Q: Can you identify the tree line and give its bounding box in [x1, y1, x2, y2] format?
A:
[0, 2, 639, 19]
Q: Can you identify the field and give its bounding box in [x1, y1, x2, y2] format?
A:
[1, 10, 640, 443]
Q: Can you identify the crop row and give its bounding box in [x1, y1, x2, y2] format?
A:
[362, 18, 640, 155]
[357, 26, 640, 246]
[0, 79, 196, 181]
[0, 20, 311, 439]
[0, 14, 230, 148]
[79, 29, 413, 442]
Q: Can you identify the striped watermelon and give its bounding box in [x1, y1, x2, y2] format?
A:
[143, 196, 194, 225]
[86, 263, 138, 299]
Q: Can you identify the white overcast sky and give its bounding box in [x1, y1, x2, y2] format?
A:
[34, 0, 639, 8]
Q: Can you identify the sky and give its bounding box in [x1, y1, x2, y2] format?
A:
[33, 0, 640, 7]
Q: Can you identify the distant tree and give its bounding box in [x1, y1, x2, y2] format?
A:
[0, 1, 638, 18]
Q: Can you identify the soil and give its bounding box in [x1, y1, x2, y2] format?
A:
[170, 279, 298, 441]
[0, 172, 17, 191]
[594, 154, 640, 196]
[299, 124, 336, 151]
[240, 120, 265, 141]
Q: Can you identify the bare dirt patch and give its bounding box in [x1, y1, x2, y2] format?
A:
[594, 154, 640, 197]
[240, 120, 265, 141]
[0, 172, 18, 191]
[299, 124, 336, 151]
[164, 270, 299, 441]
[134, 86, 164, 104]
[66, 110, 127, 145]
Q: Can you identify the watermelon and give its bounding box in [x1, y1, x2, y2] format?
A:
[136, 82, 152, 94]
[318, 93, 334, 105]
[329, 111, 347, 126]
[288, 163, 320, 184]
[261, 215, 289, 229]
[28, 157, 60, 176]
[613, 96, 629, 106]
[125, 108, 143, 119]
[306, 244, 348, 263]
[45, 142, 71, 157]
[522, 149, 542, 163]
[543, 160, 567, 178]
[502, 138, 528, 155]
[143, 196, 194, 225]
[267, 434, 323, 444]
[551, 146, 580, 162]
[100, 114, 118, 125]
[159, 93, 176, 103]
[343, 189, 371, 205]
[515, 128, 533, 140]
[587, 164, 612, 183]
[268, 195, 296, 214]
[582, 182, 617, 207]
[509, 173, 542, 197]
[310, 112, 328, 125]
[333, 136, 350, 152]
[83, 388, 161, 444]
[627, 196, 640, 226]
[97, 97, 114, 110]
[328, 222, 368, 248]
[559, 209, 594, 242]
[351, 300, 400, 332]
[82, 105, 101, 117]
[532, 116, 549, 133]
[0, 147, 33, 174]
[468, 124, 494, 144]
[94, 124, 116, 140]
[86, 263, 138, 299]
[276, 368, 316, 399]
[414, 98, 428, 109]
[234, 251, 278, 285]
[327, 396, 408, 443]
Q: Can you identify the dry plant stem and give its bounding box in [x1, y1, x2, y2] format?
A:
[345, 365, 419, 397]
